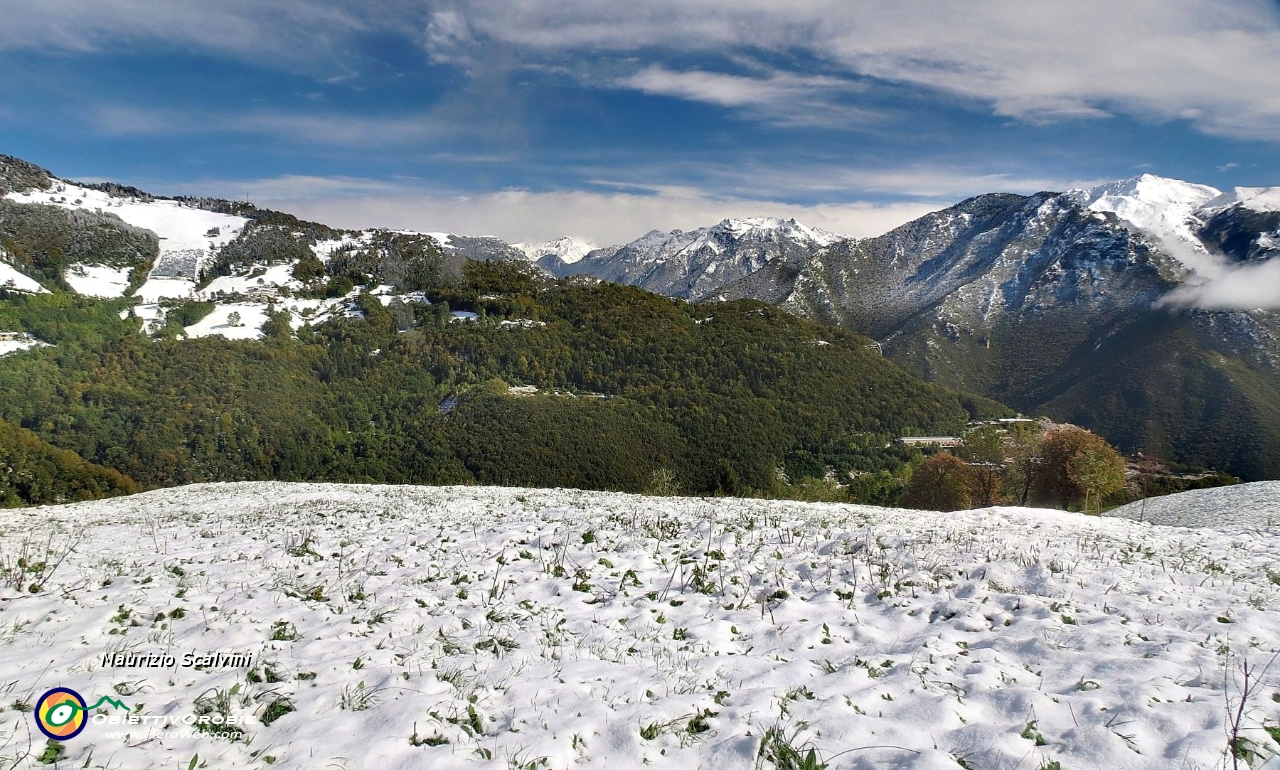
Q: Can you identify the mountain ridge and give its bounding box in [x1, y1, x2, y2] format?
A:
[3, 154, 1278, 478]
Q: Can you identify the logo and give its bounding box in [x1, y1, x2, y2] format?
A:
[34, 688, 130, 741]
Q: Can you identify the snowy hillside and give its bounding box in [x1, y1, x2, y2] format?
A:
[1204, 187, 1280, 214]
[4, 181, 249, 299]
[1107, 481, 1280, 531]
[0, 334, 45, 357]
[3, 483, 1279, 769]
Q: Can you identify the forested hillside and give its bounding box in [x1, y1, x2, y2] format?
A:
[0, 417, 137, 507]
[0, 263, 1003, 497]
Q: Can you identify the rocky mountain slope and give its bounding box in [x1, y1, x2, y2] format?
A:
[711, 182, 1280, 479]
[559, 217, 841, 300]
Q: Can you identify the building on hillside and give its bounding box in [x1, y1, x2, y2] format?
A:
[245, 287, 280, 301]
[0, 331, 31, 342]
[897, 436, 962, 448]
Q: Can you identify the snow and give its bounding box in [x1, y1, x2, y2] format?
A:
[0, 335, 46, 357]
[2, 482, 1278, 770]
[62, 263, 132, 298]
[313, 234, 369, 262]
[0, 261, 47, 293]
[133, 278, 197, 303]
[514, 236, 597, 265]
[183, 303, 269, 340]
[201, 263, 301, 297]
[618, 218, 842, 269]
[1202, 186, 1280, 214]
[1067, 175, 1221, 256]
[278, 291, 367, 329]
[1106, 481, 1280, 531]
[120, 303, 167, 335]
[720, 216, 843, 247]
[5, 182, 248, 281]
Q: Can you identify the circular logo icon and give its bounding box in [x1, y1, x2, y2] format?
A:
[35, 688, 87, 741]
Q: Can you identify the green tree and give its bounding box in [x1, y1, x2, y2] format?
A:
[900, 453, 971, 511]
[846, 470, 904, 507]
[1068, 439, 1127, 514]
[291, 252, 325, 283]
[1004, 423, 1045, 506]
[959, 424, 1006, 507]
[1034, 427, 1125, 510]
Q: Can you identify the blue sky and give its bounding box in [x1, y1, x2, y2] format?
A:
[2, 0, 1279, 244]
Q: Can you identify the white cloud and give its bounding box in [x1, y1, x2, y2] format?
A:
[0, 0, 376, 73]
[1155, 246, 1280, 311]
[617, 65, 876, 126]
[424, 10, 476, 63]
[453, 0, 1280, 141]
[10, 1, 1280, 141]
[712, 166, 1083, 200]
[179, 176, 942, 244]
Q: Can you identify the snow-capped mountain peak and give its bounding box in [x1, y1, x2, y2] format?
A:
[1067, 174, 1221, 251]
[556, 216, 847, 300]
[513, 235, 597, 265]
[713, 216, 842, 247]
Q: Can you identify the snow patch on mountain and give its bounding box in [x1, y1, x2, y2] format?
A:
[565, 216, 847, 300]
[0, 334, 46, 357]
[0, 259, 47, 293]
[202, 262, 302, 297]
[721, 216, 842, 246]
[63, 262, 132, 298]
[134, 277, 197, 303]
[1203, 186, 1280, 213]
[183, 303, 270, 340]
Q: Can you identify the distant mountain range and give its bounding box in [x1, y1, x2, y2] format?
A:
[2, 152, 1278, 479]
[704, 178, 1280, 480]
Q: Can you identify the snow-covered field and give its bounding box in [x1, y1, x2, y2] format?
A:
[134, 278, 198, 304]
[62, 263, 132, 299]
[1108, 482, 1280, 532]
[182, 303, 270, 340]
[2, 483, 1279, 769]
[202, 264, 302, 298]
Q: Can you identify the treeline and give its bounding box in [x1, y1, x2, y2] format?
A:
[0, 417, 137, 507]
[858, 422, 1235, 513]
[0, 262, 1003, 499]
[894, 424, 1125, 512]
